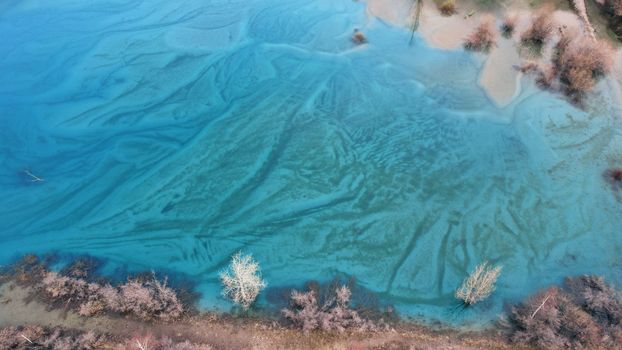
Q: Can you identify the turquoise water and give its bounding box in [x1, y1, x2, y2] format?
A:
[2, 0, 622, 325]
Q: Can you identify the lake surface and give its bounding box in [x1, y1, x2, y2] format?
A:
[1, 0, 622, 325]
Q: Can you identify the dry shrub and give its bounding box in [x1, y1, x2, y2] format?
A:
[464, 16, 497, 52]
[536, 64, 557, 89]
[282, 285, 376, 333]
[604, 168, 622, 190]
[555, 37, 614, 101]
[352, 29, 367, 45]
[39, 271, 183, 321]
[438, 0, 457, 16]
[0, 325, 105, 350]
[117, 277, 184, 321]
[500, 14, 517, 38]
[521, 6, 555, 50]
[507, 275, 622, 349]
[455, 261, 502, 305]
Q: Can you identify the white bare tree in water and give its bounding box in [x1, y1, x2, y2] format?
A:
[220, 252, 267, 310]
[455, 261, 502, 305]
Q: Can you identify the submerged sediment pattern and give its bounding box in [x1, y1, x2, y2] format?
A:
[1, 0, 622, 323]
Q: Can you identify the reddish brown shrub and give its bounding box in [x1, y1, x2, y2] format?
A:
[536, 64, 557, 89]
[501, 14, 517, 38]
[282, 285, 376, 333]
[507, 276, 622, 349]
[555, 38, 614, 101]
[604, 168, 622, 190]
[38, 270, 183, 321]
[439, 0, 457, 16]
[117, 277, 184, 321]
[464, 16, 497, 52]
[521, 6, 554, 49]
[352, 29, 367, 45]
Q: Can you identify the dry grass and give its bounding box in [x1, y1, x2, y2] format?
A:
[506, 276, 622, 349]
[282, 284, 377, 333]
[555, 36, 614, 102]
[352, 29, 367, 45]
[464, 16, 497, 52]
[455, 261, 502, 305]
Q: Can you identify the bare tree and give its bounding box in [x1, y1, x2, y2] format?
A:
[220, 252, 267, 310]
[455, 261, 502, 305]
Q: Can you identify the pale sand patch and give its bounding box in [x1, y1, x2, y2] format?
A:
[479, 37, 522, 108]
[365, 0, 413, 28]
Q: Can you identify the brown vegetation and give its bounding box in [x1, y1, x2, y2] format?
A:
[464, 16, 497, 52]
[438, 0, 457, 16]
[521, 6, 554, 50]
[554, 37, 614, 102]
[40, 271, 184, 321]
[605, 168, 622, 190]
[5, 255, 184, 322]
[500, 14, 517, 38]
[282, 284, 377, 333]
[506, 275, 622, 349]
[352, 29, 367, 45]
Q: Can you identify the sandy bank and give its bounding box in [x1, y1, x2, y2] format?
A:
[0, 283, 513, 349]
[365, 0, 617, 108]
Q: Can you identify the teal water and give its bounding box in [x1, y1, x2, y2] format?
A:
[2, 0, 622, 325]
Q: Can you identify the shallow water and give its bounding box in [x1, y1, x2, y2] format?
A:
[1, 0, 622, 325]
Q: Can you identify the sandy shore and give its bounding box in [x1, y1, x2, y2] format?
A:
[0, 283, 515, 349]
[365, 0, 622, 108]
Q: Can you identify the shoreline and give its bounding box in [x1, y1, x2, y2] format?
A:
[0, 283, 510, 349]
[366, 0, 622, 109]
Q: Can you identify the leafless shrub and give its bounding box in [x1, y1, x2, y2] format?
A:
[555, 37, 614, 102]
[507, 276, 622, 349]
[117, 276, 184, 321]
[464, 16, 497, 52]
[604, 0, 622, 16]
[438, 0, 457, 16]
[352, 29, 367, 45]
[521, 6, 555, 50]
[220, 252, 266, 310]
[455, 261, 502, 305]
[38, 270, 183, 321]
[282, 285, 376, 333]
[500, 14, 517, 38]
[536, 64, 557, 89]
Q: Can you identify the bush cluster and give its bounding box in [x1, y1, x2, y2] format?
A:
[464, 16, 497, 52]
[507, 275, 622, 349]
[521, 6, 554, 50]
[553, 37, 614, 101]
[40, 271, 183, 321]
[282, 284, 376, 333]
